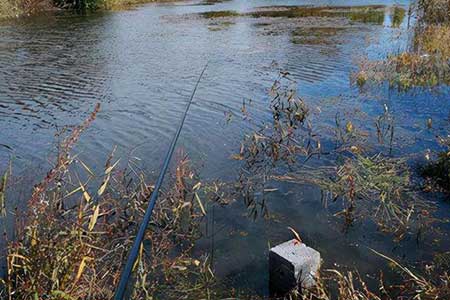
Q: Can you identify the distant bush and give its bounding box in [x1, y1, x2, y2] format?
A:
[0, 0, 52, 18]
[52, 0, 101, 10]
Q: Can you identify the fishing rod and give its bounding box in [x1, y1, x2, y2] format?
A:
[114, 63, 209, 300]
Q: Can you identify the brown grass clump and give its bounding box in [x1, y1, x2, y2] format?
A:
[0, 105, 224, 300]
[0, 0, 51, 19]
[297, 263, 450, 300]
[418, 0, 450, 25]
[416, 24, 450, 58]
[356, 49, 450, 90]
[0, 0, 22, 18]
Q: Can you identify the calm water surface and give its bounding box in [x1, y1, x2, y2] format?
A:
[1, 0, 449, 295]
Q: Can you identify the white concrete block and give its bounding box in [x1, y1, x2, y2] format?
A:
[269, 239, 321, 295]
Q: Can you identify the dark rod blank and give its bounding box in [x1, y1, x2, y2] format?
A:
[114, 63, 208, 300]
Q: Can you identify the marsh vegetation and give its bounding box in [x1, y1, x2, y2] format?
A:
[1, 0, 450, 299]
[357, 0, 450, 89]
[1, 105, 232, 299]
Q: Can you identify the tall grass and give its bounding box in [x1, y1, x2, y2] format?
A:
[0, 0, 51, 19]
[0, 104, 226, 299]
[418, 0, 450, 24]
[0, 0, 22, 18]
[356, 0, 450, 90]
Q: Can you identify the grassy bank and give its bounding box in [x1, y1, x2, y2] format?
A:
[1, 104, 228, 299]
[0, 0, 170, 20]
[356, 0, 450, 90]
[0, 0, 21, 19]
[0, 0, 53, 20]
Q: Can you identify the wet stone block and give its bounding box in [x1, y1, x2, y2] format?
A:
[269, 239, 321, 296]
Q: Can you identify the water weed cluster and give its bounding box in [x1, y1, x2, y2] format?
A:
[233, 73, 434, 237]
[233, 73, 313, 219]
[229, 70, 450, 299]
[297, 253, 450, 300]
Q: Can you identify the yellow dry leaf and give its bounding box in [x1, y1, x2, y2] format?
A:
[30, 227, 37, 247]
[346, 121, 353, 133]
[172, 265, 187, 271]
[75, 256, 92, 283]
[105, 159, 120, 175]
[192, 182, 202, 191]
[97, 174, 110, 196]
[195, 193, 207, 216]
[88, 205, 100, 231]
[65, 186, 82, 198]
[132, 243, 144, 271]
[80, 183, 91, 203]
[231, 154, 244, 161]
[78, 160, 95, 177]
[288, 226, 303, 244]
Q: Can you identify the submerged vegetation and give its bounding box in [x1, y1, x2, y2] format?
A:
[291, 27, 348, 45]
[197, 5, 398, 26]
[246, 5, 387, 25]
[278, 154, 429, 237]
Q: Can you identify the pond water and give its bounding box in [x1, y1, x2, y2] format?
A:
[1, 0, 450, 296]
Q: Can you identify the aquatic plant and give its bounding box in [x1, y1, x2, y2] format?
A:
[233, 73, 314, 218]
[276, 154, 429, 237]
[236, 73, 311, 167]
[246, 5, 387, 25]
[291, 27, 347, 46]
[200, 10, 239, 18]
[333, 112, 369, 154]
[233, 73, 435, 237]
[356, 50, 450, 90]
[0, 105, 225, 300]
[296, 251, 450, 300]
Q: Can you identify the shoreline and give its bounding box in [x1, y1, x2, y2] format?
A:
[0, 0, 183, 21]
